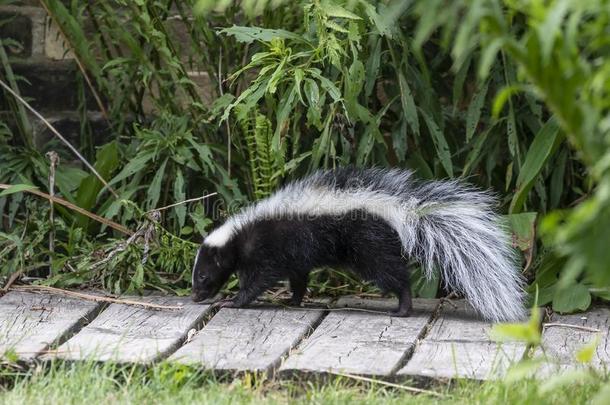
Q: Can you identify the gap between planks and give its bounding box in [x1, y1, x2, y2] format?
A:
[0, 291, 106, 361]
[278, 297, 442, 378]
[43, 296, 214, 364]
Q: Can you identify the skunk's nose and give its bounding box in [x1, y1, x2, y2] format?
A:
[191, 291, 204, 302]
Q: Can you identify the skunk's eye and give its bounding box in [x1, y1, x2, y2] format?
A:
[198, 273, 207, 282]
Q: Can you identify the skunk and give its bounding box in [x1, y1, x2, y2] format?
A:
[191, 167, 526, 322]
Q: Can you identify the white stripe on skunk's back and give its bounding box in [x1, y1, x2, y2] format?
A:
[203, 185, 410, 248]
[204, 221, 237, 247]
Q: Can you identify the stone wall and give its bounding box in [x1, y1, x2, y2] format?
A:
[0, 2, 213, 147]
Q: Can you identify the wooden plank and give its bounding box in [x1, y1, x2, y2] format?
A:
[169, 305, 325, 372]
[539, 307, 610, 373]
[0, 291, 101, 360]
[48, 297, 211, 363]
[398, 300, 527, 380]
[279, 297, 439, 376]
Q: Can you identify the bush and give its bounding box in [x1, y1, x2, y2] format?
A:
[0, 0, 608, 312]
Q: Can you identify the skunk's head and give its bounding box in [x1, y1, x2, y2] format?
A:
[191, 243, 235, 303]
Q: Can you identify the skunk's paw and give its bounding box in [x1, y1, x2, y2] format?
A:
[282, 297, 304, 307]
[388, 309, 411, 317]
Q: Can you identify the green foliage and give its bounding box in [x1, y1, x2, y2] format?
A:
[0, 360, 608, 404]
[414, 0, 610, 313]
[0, 0, 609, 310]
[490, 306, 542, 346]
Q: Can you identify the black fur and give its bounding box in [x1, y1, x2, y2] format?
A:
[191, 210, 413, 316]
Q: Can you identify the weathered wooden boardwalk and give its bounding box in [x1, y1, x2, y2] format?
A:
[0, 290, 607, 380]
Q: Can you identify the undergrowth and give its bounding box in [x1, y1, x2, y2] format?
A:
[0, 0, 609, 313]
[0, 360, 608, 405]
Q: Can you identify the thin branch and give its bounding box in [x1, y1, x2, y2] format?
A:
[46, 151, 59, 277]
[328, 372, 447, 397]
[543, 323, 601, 333]
[0, 184, 132, 235]
[0, 79, 119, 198]
[1, 270, 23, 295]
[145, 192, 217, 214]
[10, 285, 183, 310]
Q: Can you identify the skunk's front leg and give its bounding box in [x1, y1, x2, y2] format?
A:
[226, 269, 274, 308]
[287, 273, 308, 306]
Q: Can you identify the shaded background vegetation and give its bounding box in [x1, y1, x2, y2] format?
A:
[0, 0, 608, 313]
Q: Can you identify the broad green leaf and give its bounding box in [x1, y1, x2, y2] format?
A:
[462, 123, 494, 176]
[108, 150, 155, 186]
[322, 1, 362, 20]
[550, 148, 568, 208]
[575, 335, 599, 364]
[218, 25, 304, 44]
[130, 263, 144, 291]
[537, 0, 570, 64]
[309, 69, 342, 102]
[76, 142, 119, 212]
[146, 158, 168, 209]
[492, 85, 525, 118]
[552, 282, 591, 313]
[266, 57, 287, 94]
[510, 117, 562, 213]
[507, 105, 518, 160]
[0, 184, 37, 197]
[398, 72, 419, 135]
[364, 36, 381, 97]
[173, 168, 186, 228]
[54, 166, 89, 203]
[358, 0, 405, 38]
[507, 212, 537, 252]
[274, 84, 298, 149]
[478, 38, 505, 80]
[489, 307, 541, 345]
[420, 108, 453, 177]
[465, 79, 489, 141]
[452, 53, 472, 111]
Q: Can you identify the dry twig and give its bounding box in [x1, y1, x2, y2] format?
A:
[0, 79, 119, 198]
[144, 192, 218, 214]
[328, 371, 446, 397]
[543, 323, 601, 333]
[9, 285, 183, 310]
[0, 184, 132, 235]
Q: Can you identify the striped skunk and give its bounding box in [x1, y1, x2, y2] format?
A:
[191, 167, 526, 322]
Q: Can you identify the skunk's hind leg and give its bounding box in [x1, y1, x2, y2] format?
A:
[287, 273, 308, 306]
[351, 250, 413, 317]
[389, 284, 412, 317]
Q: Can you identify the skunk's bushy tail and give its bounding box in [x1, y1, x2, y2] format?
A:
[309, 167, 526, 322]
[400, 179, 526, 322]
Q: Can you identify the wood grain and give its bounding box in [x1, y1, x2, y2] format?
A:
[169, 305, 326, 372]
[48, 297, 211, 363]
[398, 300, 527, 380]
[280, 297, 439, 376]
[0, 291, 101, 360]
[538, 307, 609, 374]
